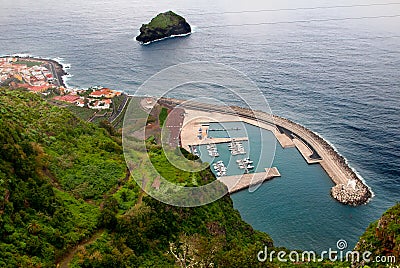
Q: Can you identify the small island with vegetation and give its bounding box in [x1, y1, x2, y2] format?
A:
[136, 11, 191, 44]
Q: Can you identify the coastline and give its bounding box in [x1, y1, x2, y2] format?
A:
[159, 97, 373, 206]
[25, 56, 68, 88]
[1, 55, 68, 88]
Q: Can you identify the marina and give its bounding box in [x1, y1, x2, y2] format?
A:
[228, 140, 246, 155]
[159, 98, 373, 206]
[236, 158, 255, 173]
[213, 160, 227, 177]
[206, 144, 219, 157]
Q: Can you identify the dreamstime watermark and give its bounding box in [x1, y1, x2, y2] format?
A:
[122, 62, 277, 207]
[257, 239, 397, 264]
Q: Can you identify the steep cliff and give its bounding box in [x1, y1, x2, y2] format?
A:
[355, 203, 400, 265]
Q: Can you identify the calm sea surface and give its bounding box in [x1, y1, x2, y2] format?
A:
[1, 0, 399, 251]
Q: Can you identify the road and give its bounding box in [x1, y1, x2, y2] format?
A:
[110, 94, 129, 123]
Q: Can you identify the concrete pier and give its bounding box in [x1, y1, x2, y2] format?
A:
[218, 167, 281, 193]
[187, 137, 249, 148]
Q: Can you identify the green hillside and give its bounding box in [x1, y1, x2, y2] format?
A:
[0, 87, 127, 267]
[0, 87, 356, 267]
[355, 203, 400, 266]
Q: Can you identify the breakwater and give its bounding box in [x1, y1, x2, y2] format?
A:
[159, 98, 373, 206]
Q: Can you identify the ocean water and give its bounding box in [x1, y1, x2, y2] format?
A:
[1, 0, 399, 252]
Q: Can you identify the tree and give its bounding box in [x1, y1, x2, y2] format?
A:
[27, 220, 41, 235]
[99, 120, 116, 136]
[99, 197, 118, 230]
[169, 234, 220, 268]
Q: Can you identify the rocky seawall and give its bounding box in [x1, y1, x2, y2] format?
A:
[270, 114, 373, 206]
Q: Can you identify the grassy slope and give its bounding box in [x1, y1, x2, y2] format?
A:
[147, 11, 184, 30]
[355, 203, 400, 266]
[65, 105, 96, 122]
[0, 88, 126, 267]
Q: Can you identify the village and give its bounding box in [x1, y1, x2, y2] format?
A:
[0, 56, 57, 92]
[53, 87, 122, 110]
[0, 56, 123, 110]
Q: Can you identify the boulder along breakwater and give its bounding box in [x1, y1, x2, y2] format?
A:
[159, 98, 373, 206]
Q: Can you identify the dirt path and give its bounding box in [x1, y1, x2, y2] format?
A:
[57, 229, 104, 268]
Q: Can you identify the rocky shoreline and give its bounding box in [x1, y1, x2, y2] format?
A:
[30, 57, 68, 88]
[11, 56, 68, 88]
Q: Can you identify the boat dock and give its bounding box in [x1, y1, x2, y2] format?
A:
[218, 167, 281, 193]
[183, 137, 249, 149]
[228, 140, 246, 155]
[236, 157, 254, 173]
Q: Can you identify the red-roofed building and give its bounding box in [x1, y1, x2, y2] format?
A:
[89, 98, 112, 109]
[76, 99, 85, 107]
[89, 88, 121, 98]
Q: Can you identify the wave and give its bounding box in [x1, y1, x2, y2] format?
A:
[62, 73, 73, 89]
[49, 57, 73, 89]
[140, 32, 192, 45]
[191, 25, 198, 33]
[11, 53, 34, 58]
[0, 53, 35, 58]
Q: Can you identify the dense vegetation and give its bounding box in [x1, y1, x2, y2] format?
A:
[355, 203, 399, 266]
[0, 88, 122, 266]
[2, 87, 394, 267]
[145, 11, 187, 30]
[158, 107, 168, 127]
[71, 195, 278, 267]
